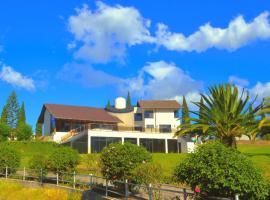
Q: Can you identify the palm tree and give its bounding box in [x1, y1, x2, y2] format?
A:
[175, 84, 263, 148]
[259, 97, 270, 128]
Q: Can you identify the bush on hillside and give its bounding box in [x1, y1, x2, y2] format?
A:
[0, 143, 20, 174]
[15, 123, 32, 141]
[132, 162, 162, 185]
[83, 154, 100, 174]
[0, 123, 11, 142]
[47, 147, 79, 174]
[100, 143, 152, 181]
[174, 141, 269, 200]
[29, 154, 48, 177]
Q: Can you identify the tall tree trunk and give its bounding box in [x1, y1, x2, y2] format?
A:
[221, 137, 237, 148]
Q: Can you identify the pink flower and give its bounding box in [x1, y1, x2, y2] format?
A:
[194, 186, 201, 193]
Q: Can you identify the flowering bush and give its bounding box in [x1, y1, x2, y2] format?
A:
[174, 141, 269, 200]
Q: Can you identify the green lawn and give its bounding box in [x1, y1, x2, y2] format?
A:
[4, 141, 270, 180]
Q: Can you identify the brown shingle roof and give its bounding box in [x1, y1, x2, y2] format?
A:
[38, 104, 121, 123]
[138, 100, 180, 109]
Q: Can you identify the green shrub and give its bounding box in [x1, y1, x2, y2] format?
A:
[0, 123, 11, 142]
[16, 123, 32, 141]
[262, 133, 270, 140]
[29, 154, 48, 177]
[100, 143, 151, 181]
[47, 147, 79, 174]
[132, 162, 162, 185]
[0, 143, 20, 174]
[174, 141, 268, 200]
[83, 154, 100, 174]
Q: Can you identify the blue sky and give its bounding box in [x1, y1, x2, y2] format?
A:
[0, 0, 270, 128]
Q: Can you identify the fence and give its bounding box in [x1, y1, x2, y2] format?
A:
[0, 167, 195, 200]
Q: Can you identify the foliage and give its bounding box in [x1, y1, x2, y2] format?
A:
[126, 91, 131, 108]
[244, 105, 261, 142]
[0, 122, 11, 141]
[132, 162, 162, 185]
[47, 147, 79, 174]
[35, 122, 43, 137]
[176, 84, 263, 148]
[0, 143, 20, 174]
[5, 91, 20, 129]
[29, 154, 48, 176]
[15, 123, 33, 140]
[174, 141, 269, 200]
[18, 102, 26, 125]
[262, 134, 270, 140]
[106, 100, 111, 108]
[0, 180, 81, 200]
[100, 143, 152, 181]
[0, 105, 8, 124]
[83, 154, 100, 174]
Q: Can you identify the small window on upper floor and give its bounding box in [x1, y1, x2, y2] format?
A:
[144, 110, 154, 118]
[134, 113, 143, 121]
[174, 110, 179, 118]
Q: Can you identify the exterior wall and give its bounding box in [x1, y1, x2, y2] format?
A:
[44, 109, 52, 135]
[107, 111, 134, 127]
[53, 132, 69, 142]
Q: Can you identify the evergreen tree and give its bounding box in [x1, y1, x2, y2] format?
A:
[106, 100, 111, 108]
[35, 122, 43, 137]
[182, 96, 190, 125]
[6, 91, 19, 129]
[18, 102, 26, 125]
[0, 105, 8, 124]
[126, 91, 131, 108]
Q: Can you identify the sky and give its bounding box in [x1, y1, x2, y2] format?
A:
[0, 0, 270, 128]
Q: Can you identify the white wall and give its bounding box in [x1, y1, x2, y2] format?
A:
[44, 109, 51, 135]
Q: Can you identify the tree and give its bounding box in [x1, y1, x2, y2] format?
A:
[106, 100, 111, 109]
[174, 141, 268, 199]
[244, 105, 261, 142]
[18, 102, 26, 125]
[0, 123, 11, 142]
[175, 84, 263, 148]
[15, 123, 32, 141]
[35, 122, 43, 137]
[181, 96, 190, 125]
[5, 91, 20, 129]
[1, 105, 8, 124]
[0, 143, 20, 174]
[126, 91, 131, 108]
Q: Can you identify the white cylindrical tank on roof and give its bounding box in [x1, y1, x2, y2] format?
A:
[115, 97, 126, 109]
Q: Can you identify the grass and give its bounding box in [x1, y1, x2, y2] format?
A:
[0, 180, 81, 200]
[4, 141, 270, 180]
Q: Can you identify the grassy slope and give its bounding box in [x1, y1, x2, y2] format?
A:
[0, 180, 81, 200]
[5, 141, 270, 179]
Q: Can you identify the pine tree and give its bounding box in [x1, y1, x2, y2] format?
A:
[6, 91, 20, 129]
[182, 96, 190, 125]
[106, 100, 111, 108]
[0, 105, 8, 124]
[35, 122, 43, 138]
[126, 91, 131, 108]
[18, 102, 26, 125]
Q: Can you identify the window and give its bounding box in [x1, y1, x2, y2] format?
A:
[168, 139, 179, 153]
[91, 137, 121, 153]
[174, 110, 179, 118]
[144, 110, 153, 118]
[124, 138, 137, 144]
[146, 124, 154, 129]
[159, 124, 172, 133]
[139, 138, 165, 153]
[134, 126, 143, 132]
[134, 113, 143, 121]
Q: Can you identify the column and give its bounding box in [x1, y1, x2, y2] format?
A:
[165, 139, 168, 154]
[88, 133, 91, 154]
[137, 138, 140, 146]
[121, 137, 124, 144]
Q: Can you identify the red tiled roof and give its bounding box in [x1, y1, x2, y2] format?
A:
[138, 100, 180, 109]
[38, 104, 121, 123]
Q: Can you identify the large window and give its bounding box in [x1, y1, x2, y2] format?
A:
[91, 137, 121, 153]
[134, 113, 143, 121]
[168, 139, 179, 153]
[144, 110, 154, 118]
[159, 125, 172, 133]
[139, 138, 165, 153]
[124, 138, 137, 145]
[174, 110, 179, 118]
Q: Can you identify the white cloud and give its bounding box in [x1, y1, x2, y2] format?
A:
[0, 64, 35, 90]
[68, 2, 153, 63]
[228, 75, 250, 87]
[57, 62, 123, 87]
[155, 12, 270, 52]
[249, 82, 270, 100]
[122, 61, 202, 101]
